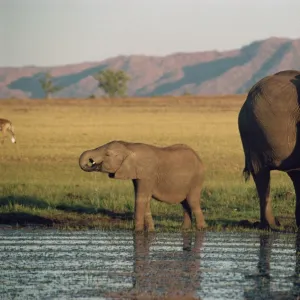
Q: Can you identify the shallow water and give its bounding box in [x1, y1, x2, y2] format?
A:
[1, 229, 300, 300]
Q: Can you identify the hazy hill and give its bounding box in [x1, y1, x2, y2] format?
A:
[1, 37, 299, 99]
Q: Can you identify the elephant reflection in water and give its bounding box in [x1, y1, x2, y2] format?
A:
[108, 231, 204, 299]
[244, 233, 300, 299]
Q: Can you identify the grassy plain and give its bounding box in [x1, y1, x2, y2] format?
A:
[0, 96, 295, 231]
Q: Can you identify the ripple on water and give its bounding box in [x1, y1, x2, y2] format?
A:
[1, 230, 300, 300]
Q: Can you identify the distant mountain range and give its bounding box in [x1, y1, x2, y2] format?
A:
[1, 37, 299, 99]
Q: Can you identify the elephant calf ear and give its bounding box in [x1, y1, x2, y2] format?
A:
[114, 152, 139, 180]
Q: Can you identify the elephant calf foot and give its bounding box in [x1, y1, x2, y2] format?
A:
[181, 220, 192, 231]
[196, 222, 207, 231]
[134, 224, 155, 232]
[181, 225, 192, 232]
[144, 214, 155, 232]
[145, 224, 155, 232]
[134, 223, 145, 232]
[258, 217, 281, 231]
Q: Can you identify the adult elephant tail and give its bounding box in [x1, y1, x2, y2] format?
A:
[240, 138, 254, 182]
[242, 163, 251, 182]
[238, 101, 253, 183]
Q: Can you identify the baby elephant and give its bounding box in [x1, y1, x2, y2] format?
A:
[79, 140, 206, 232]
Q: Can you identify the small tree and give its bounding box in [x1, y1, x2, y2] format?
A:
[182, 89, 192, 96]
[93, 69, 130, 98]
[39, 72, 63, 99]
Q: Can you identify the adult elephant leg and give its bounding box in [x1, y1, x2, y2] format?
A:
[287, 171, 300, 227]
[252, 168, 278, 229]
[181, 199, 192, 230]
[186, 188, 207, 230]
[133, 179, 153, 232]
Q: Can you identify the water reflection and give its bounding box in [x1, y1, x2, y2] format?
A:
[109, 231, 204, 299]
[2, 230, 300, 299]
[244, 232, 300, 300]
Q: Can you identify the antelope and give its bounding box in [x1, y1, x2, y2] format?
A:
[0, 118, 16, 144]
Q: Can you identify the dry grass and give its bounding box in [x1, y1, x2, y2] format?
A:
[0, 96, 295, 231]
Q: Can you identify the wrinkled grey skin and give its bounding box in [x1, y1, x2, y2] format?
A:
[238, 70, 300, 229]
[79, 140, 206, 231]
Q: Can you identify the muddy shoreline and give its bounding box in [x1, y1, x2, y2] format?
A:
[0, 212, 297, 233]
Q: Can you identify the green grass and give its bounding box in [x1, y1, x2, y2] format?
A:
[0, 97, 296, 232]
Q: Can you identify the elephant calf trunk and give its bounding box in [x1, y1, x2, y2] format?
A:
[79, 151, 96, 172]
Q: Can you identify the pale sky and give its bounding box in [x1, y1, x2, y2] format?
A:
[1, 0, 300, 67]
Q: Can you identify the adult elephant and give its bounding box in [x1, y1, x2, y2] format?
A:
[238, 70, 300, 229]
[274, 70, 300, 77]
[79, 140, 206, 232]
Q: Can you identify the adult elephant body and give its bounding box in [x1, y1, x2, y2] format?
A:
[79, 140, 206, 231]
[238, 70, 300, 228]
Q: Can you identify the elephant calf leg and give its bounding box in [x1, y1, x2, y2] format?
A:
[134, 198, 149, 232]
[252, 169, 279, 229]
[187, 189, 207, 230]
[134, 180, 154, 232]
[181, 199, 192, 230]
[144, 200, 155, 232]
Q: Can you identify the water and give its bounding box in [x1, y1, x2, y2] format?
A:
[1, 229, 300, 300]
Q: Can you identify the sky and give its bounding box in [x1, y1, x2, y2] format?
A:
[1, 0, 300, 67]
